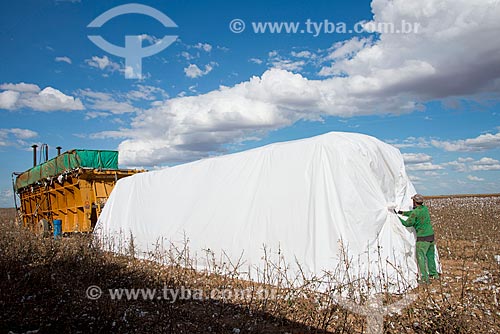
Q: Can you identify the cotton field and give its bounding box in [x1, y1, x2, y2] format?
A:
[1, 195, 499, 333]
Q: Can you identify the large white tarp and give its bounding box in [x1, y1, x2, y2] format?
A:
[96, 132, 420, 291]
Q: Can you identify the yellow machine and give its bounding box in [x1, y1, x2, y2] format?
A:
[14, 146, 143, 234]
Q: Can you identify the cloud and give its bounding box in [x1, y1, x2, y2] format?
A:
[78, 86, 169, 119]
[178, 42, 214, 62]
[291, 51, 314, 58]
[424, 171, 446, 177]
[0, 82, 40, 93]
[268, 50, 278, 58]
[85, 55, 121, 72]
[21, 87, 84, 111]
[89, 130, 130, 140]
[321, 0, 500, 100]
[406, 162, 444, 171]
[431, 131, 500, 151]
[0, 83, 84, 111]
[319, 37, 372, 76]
[443, 156, 500, 172]
[217, 45, 230, 52]
[8, 128, 38, 139]
[0, 188, 14, 208]
[180, 51, 194, 60]
[268, 51, 306, 72]
[408, 174, 423, 182]
[138, 34, 159, 45]
[473, 157, 499, 165]
[443, 160, 468, 172]
[467, 175, 484, 181]
[402, 153, 433, 164]
[470, 157, 500, 170]
[249, 58, 263, 65]
[114, 0, 500, 165]
[327, 37, 371, 61]
[192, 42, 212, 52]
[78, 89, 138, 115]
[387, 137, 431, 149]
[0, 91, 20, 109]
[270, 59, 305, 71]
[184, 64, 204, 78]
[85, 111, 111, 119]
[115, 70, 315, 164]
[184, 63, 216, 78]
[126, 85, 169, 101]
[0, 128, 38, 147]
[471, 164, 500, 171]
[55, 56, 72, 64]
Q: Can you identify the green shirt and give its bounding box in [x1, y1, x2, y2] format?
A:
[399, 205, 434, 237]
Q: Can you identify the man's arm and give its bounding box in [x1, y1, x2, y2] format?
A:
[400, 212, 417, 227]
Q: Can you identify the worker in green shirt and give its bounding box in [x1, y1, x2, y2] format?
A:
[398, 194, 439, 283]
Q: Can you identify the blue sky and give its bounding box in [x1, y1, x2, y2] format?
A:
[1, 0, 500, 207]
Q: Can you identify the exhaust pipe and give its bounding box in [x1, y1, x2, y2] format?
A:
[56, 146, 62, 156]
[31, 144, 38, 167]
[45, 145, 49, 162]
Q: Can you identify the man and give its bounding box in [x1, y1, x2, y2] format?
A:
[398, 194, 438, 283]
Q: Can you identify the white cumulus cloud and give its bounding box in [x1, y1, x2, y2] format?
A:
[184, 63, 216, 78]
[470, 157, 500, 170]
[0, 188, 14, 208]
[470, 164, 500, 171]
[0, 128, 38, 147]
[7, 128, 38, 139]
[249, 58, 263, 64]
[0, 83, 83, 111]
[55, 56, 72, 64]
[109, 0, 500, 165]
[270, 59, 305, 72]
[406, 162, 444, 171]
[387, 137, 431, 149]
[432, 131, 500, 151]
[193, 42, 212, 52]
[467, 175, 484, 181]
[291, 50, 314, 58]
[21, 87, 84, 111]
[402, 153, 433, 164]
[0, 82, 40, 93]
[85, 55, 121, 71]
[0, 91, 20, 109]
[78, 89, 137, 115]
[443, 156, 500, 172]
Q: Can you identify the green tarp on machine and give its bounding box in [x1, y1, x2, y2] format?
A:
[15, 150, 119, 190]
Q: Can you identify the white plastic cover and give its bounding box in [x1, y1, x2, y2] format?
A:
[96, 132, 421, 291]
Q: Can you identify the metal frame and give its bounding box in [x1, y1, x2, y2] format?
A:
[16, 168, 142, 233]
